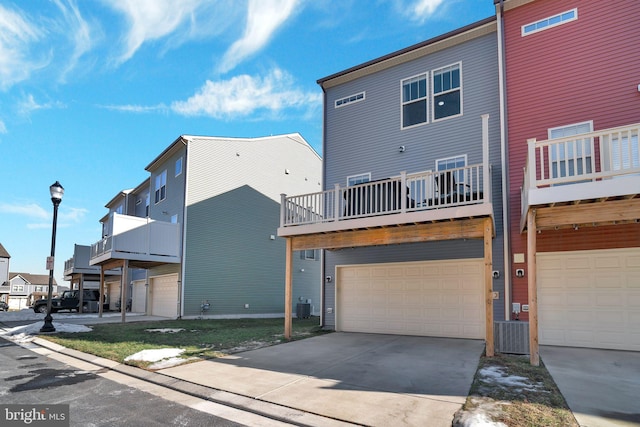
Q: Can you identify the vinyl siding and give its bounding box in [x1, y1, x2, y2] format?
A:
[321, 30, 505, 327]
[181, 135, 321, 317]
[148, 146, 187, 226]
[182, 185, 320, 316]
[504, 0, 640, 317]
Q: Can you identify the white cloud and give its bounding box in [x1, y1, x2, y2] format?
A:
[54, 0, 94, 82]
[0, 4, 48, 90]
[0, 203, 49, 220]
[59, 207, 88, 223]
[219, 0, 299, 73]
[0, 120, 6, 134]
[18, 94, 65, 117]
[171, 68, 321, 119]
[101, 103, 169, 113]
[105, 0, 220, 65]
[408, 0, 445, 22]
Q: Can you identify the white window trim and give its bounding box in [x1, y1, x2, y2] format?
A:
[401, 72, 429, 130]
[335, 92, 365, 108]
[175, 157, 183, 177]
[346, 172, 371, 186]
[431, 62, 463, 123]
[547, 120, 593, 140]
[547, 120, 594, 179]
[154, 170, 167, 204]
[304, 249, 316, 260]
[435, 154, 468, 194]
[522, 8, 578, 37]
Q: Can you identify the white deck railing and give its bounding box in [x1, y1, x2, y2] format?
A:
[90, 213, 181, 262]
[281, 114, 493, 229]
[522, 123, 640, 213]
[281, 164, 490, 227]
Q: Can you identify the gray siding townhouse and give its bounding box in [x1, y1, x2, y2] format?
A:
[7, 273, 59, 310]
[88, 133, 322, 319]
[278, 17, 506, 354]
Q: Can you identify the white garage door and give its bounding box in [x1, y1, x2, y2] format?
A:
[538, 248, 640, 351]
[336, 259, 484, 339]
[131, 280, 146, 313]
[150, 274, 178, 318]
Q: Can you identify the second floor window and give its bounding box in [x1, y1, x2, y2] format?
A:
[401, 74, 427, 128]
[433, 63, 461, 121]
[175, 157, 183, 177]
[347, 173, 371, 186]
[12, 285, 23, 292]
[155, 170, 167, 204]
[145, 193, 150, 216]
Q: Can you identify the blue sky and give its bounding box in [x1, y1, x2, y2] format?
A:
[0, 0, 494, 286]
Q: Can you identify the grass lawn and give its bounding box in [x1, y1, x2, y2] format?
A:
[42, 317, 328, 369]
[459, 353, 578, 427]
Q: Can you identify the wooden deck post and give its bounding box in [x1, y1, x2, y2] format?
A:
[99, 266, 105, 317]
[527, 210, 539, 366]
[284, 238, 293, 339]
[484, 217, 494, 357]
[121, 260, 129, 323]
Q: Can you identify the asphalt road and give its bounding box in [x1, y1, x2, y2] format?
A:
[0, 337, 245, 427]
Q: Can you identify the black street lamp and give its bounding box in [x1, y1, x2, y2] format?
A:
[40, 181, 64, 333]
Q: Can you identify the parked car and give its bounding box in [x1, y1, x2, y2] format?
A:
[32, 290, 107, 314]
[0, 301, 8, 311]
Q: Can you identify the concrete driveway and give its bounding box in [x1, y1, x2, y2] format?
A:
[541, 346, 640, 427]
[160, 333, 484, 426]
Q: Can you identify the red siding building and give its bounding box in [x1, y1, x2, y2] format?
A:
[501, 0, 640, 361]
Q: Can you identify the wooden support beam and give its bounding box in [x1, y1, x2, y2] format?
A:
[121, 260, 129, 323]
[535, 198, 640, 230]
[284, 238, 293, 340]
[291, 218, 488, 251]
[101, 258, 126, 271]
[484, 217, 494, 357]
[99, 267, 105, 318]
[527, 210, 539, 366]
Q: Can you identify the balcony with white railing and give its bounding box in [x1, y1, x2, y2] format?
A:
[89, 213, 181, 267]
[521, 122, 640, 230]
[279, 114, 494, 237]
[64, 244, 121, 279]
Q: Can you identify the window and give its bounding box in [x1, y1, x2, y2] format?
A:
[335, 92, 365, 108]
[154, 170, 167, 204]
[115, 204, 123, 215]
[611, 135, 639, 171]
[548, 121, 593, 179]
[347, 173, 371, 186]
[304, 250, 316, 260]
[12, 285, 23, 292]
[175, 157, 183, 177]
[432, 63, 461, 121]
[401, 74, 427, 128]
[170, 214, 178, 224]
[145, 193, 150, 217]
[522, 9, 577, 36]
[436, 155, 467, 195]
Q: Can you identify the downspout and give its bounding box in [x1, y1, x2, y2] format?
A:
[497, 0, 512, 320]
[179, 137, 189, 319]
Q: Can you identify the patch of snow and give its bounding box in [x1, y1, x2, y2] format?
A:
[0, 322, 92, 343]
[0, 308, 139, 322]
[479, 366, 542, 392]
[124, 348, 184, 363]
[452, 397, 508, 427]
[145, 328, 185, 333]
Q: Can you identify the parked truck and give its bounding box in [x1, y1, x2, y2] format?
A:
[32, 289, 107, 314]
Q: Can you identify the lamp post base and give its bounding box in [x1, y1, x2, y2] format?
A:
[40, 314, 56, 333]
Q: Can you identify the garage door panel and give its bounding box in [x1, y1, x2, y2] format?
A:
[150, 274, 178, 318]
[539, 248, 640, 351]
[337, 259, 484, 339]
